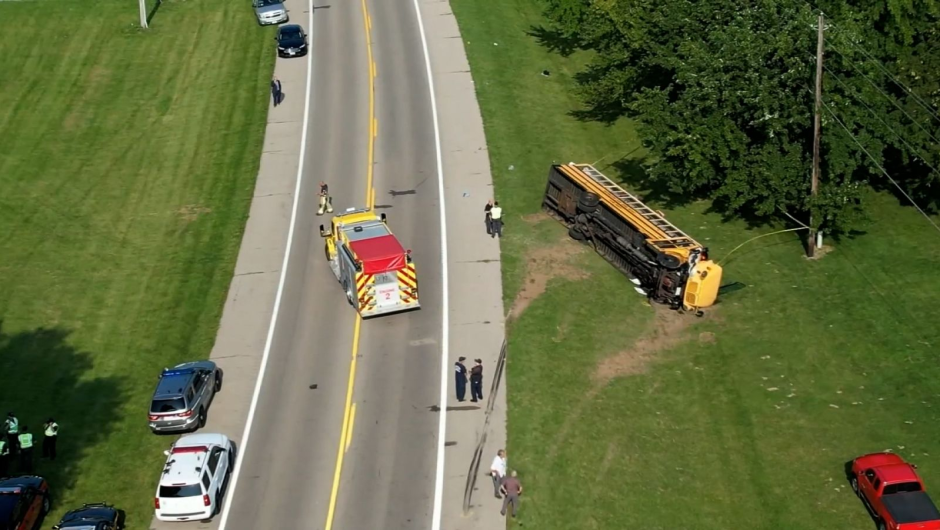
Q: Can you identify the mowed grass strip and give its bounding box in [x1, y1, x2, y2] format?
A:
[0, 0, 273, 525]
[451, 0, 940, 528]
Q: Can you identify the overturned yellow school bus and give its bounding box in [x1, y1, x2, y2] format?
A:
[542, 163, 722, 313]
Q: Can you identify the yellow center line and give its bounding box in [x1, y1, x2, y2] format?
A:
[345, 403, 357, 453]
[324, 0, 376, 527]
[325, 315, 362, 529]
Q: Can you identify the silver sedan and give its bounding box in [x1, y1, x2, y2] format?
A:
[253, 0, 288, 26]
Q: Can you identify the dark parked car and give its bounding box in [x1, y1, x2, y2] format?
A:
[52, 503, 125, 530]
[148, 361, 223, 434]
[0, 475, 51, 530]
[276, 24, 308, 58]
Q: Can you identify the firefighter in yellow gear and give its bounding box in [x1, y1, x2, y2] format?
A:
[317, 182, 333, 215]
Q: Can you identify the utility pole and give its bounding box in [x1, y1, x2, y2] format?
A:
[808, 13, 824, 257]
[139, 0, 149, 28]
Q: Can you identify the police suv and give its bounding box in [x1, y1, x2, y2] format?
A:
[148, 361, 223, 434]
[154, 433, 235, 522]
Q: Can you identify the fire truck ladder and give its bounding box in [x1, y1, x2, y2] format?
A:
[577, 164, 690, 242]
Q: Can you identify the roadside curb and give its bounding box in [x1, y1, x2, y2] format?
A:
[415, 0, 510, 527]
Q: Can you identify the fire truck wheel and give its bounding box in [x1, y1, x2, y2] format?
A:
[568, 226, 586, 241]
[344, 281, 355, 305]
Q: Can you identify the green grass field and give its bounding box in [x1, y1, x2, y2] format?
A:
[450, 0, 940, 528]
[0, 0, 273, 525]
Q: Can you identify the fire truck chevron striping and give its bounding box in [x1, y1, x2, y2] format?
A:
[320, 207, 420, 317]
[542, 163, 723, 313]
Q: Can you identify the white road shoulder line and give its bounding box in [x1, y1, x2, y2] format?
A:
[216, 0, 314, 527]
[409, 0, 450, 528]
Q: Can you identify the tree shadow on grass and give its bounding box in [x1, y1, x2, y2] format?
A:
[526, 25, 581, 58]
[0, 321, 125, 513]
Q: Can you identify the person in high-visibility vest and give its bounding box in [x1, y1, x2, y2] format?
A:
[317, 181, 333, 215]
[43, 418, 58, 461]
[17, 425, 33, 473]
[0, 438, 9, 477]
[4, 412, 18, 456]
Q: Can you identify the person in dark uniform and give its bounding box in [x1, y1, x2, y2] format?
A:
[454, 357, 468, 401]
[484, 200, 494, 235]
[470, 359, 484, 402]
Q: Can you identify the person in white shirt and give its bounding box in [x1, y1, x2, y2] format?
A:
[489, 449, 507, 499]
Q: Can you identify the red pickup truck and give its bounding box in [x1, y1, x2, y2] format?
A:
[851, 453, 940, 530]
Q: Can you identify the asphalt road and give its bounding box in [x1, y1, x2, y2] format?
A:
[220, 0, 442, 527]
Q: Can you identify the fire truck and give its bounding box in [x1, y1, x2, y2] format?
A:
[542, 163, 722, 313]
[319, 207, 420, 317]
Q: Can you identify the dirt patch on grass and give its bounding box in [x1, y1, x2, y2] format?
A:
[547, 307, 707, 462]
[592, 305, 694, 384]
[177, 205, 212, 222]
[699, 331, 716, 343]
[805, 244, 835, 261]
[521, 212, 547, 224]
[508, 237, 589, 321]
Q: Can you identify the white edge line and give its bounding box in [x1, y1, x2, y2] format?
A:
[216, 0, 314, 527]
[410, 0, 449, 528]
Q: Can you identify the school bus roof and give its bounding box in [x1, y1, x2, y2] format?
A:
[348, 235, 407, 274]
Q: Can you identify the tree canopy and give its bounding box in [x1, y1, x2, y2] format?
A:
[541, 0, 940, 233]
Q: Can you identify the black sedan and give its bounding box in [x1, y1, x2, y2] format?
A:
[52, 502, 125, 530]
[276, 24, 308, 58]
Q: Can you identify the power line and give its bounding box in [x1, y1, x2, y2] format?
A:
[819, 101, 940, 235]
[822, 63, 940, 179]
[827, 42, 940, 148]
[830, 30, 940, 125]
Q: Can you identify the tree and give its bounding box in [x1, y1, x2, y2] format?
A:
[542, 0, 940, 233]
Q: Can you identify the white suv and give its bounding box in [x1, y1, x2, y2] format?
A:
[154, 433, 235, 522]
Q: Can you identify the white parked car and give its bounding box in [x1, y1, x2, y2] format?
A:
[154, 433, 235, 522]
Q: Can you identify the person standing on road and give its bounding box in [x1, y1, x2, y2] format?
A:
[489, 449, 507, 499]
[17, 426, 33, 473]
[318, 181, 334, 215]
[271, 77, 283, 107]
[0, 438, 9, 477]
[499, 470, 523, 518]
[484, 199, 494, 235]
[470, 358, 484, 402]
[42, 418, 58, 460]
[490, 201, 503, 239]
[4, 412, 18, 455]
[454, 357, 468, 402]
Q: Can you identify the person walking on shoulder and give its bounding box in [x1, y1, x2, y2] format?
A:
[490, 449, 507, 499]
[454, 357, 468, 402]
[470, 358, 484, 402]
[271, 76, 283, 107]
[43, 418, 58, 460]
[490, 201, 503, 238]
[17, 426, 34, 473]
[499, 470, 523, 518]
